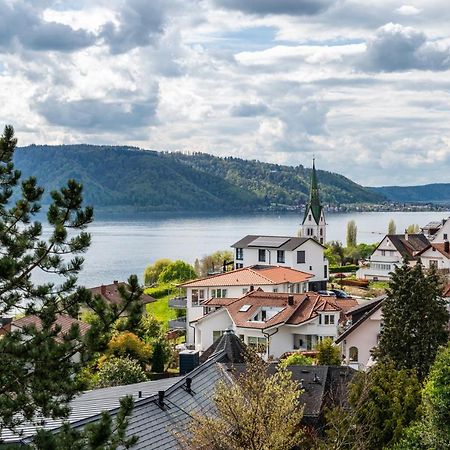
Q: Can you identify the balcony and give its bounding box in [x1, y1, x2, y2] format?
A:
[169, 296, 187, 309]
[168, 316, 186, 330]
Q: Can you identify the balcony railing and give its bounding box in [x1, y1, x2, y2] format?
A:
[169, 296, 187, 309]
[168, 316, 186, 330]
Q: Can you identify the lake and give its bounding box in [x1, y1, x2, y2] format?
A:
[35, 210, 450, 287]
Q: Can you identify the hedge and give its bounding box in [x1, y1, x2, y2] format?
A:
[329, 265, 358, 273]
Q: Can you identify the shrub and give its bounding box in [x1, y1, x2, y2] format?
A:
[95, 356, 147, 388]
[144, 283, 175, 299]
[107, 331, 151, 365]
[279, 353, 314, 368]
[158, 260, 197, 283]
[329, 265, 359, 273]
[316, 338, 341, 365]
[144, 258, 172, 286]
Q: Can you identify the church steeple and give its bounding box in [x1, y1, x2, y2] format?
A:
[301, 159, 326, 244]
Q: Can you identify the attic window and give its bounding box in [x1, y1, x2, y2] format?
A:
[239, 304, 251, 312]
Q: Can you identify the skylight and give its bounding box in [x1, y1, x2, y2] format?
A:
[239, 304, 252, 312]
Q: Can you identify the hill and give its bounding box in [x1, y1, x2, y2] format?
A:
[370, 184, 450, 204]
[13, 145, 385, 213]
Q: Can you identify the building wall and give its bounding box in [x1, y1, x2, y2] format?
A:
[420, 248, 450, 270]
[432, 219, 450, 243]
[195, 309, 233, 351]
[300, 209, 326, 244]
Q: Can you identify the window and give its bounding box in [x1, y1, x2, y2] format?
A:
[235, 263, 243, 269]
[323, 314, 335, 325]
[192, 289, 205, 306]
[444, 234, 448, 240]
[320, 228, 323, 236]
[258, 249, 266, 262]
[213, 330, 224, 342]
[277, 250, 285, 263]
[308, 214, 312, 221]
[247, 336, 267, 353]
[430, 260, 438, 269]
[297, 250, 305, 263]
[273, 287, 278, 293]
[242, 288, 249, 294]
[236, 248, 244, 260]
[381, 250, 386, 256]
[324, 264, 328, 278]
[211, 288, 227, 298]
[349, 346, 358, 362]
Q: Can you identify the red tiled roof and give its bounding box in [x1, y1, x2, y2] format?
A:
[222, 291, 358, 330]
[12, 314, 91, 340]
[89, 281, 155, 305]
[443, 285, 450, 298]
[180, 266, 313, 288]
[202, 298, 238, 307]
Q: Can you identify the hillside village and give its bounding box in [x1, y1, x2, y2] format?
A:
[2, 149, 450, 448]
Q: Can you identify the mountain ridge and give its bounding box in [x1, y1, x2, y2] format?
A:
[370, 183, 450, 204]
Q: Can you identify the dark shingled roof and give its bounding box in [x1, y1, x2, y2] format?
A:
[199, 329, 247, 363]
[231, 235, 324, 250]
[384, 234, 429, 261]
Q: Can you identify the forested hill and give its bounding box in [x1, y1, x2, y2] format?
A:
[370, 184, 450, 203]
[13, 145, 384, 212]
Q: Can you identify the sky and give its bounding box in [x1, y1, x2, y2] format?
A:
[1, 0, 450, 187]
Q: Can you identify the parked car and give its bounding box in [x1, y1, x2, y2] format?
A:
[317, 290, 336, 297]
[330, 289, 350, 298]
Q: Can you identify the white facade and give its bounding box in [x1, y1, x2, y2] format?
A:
[338, 307, 382, 371]
[194, 309, 340, 359]
[419, 245, 450, 271]
[185, 281, 309, 345]
[300, 209, 326, 244]
[234, 239, 328, 287]
[430, 218, 450, 243]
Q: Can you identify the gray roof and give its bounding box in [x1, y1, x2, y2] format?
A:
[382, 234, 429, 261]
[231, 235, 323, 250]
[200, 329, 248, 364]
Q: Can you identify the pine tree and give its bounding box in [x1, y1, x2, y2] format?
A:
[0, 125, 142, 443]
[376, 259, 449, 380]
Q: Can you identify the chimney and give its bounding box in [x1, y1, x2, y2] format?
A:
[445, 240, 450, 254]
[113, 280, 119, 284]
[249, 285, 254, 292]
[288, 295, 294, 306]
[158, 390, 165, 407]
[404, 230, 408, 241]
[138, 390, 142, 398]
[186, 377, 192, 394]
[101, 285, 106, 295]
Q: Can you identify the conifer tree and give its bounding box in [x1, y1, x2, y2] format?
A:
[0, 125, 142, 444]
[376, 259, 449, 380]
[346, 220, 357, 247]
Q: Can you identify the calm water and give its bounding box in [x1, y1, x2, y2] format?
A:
[35, 211, 450, 287]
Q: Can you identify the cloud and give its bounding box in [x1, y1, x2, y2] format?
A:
[213, 0, 335, 16]
[36, 92, 159, 132]
[395, 5, 422, 16]
[0, 0, 96, 52]
[230, 101, 269, 117]
[360, 23, 450, 72]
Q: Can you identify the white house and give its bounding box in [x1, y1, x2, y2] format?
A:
[180, 265, 313, 345]
[192, 290, 358, 359]
[231, 236, 328, 291]
[421, 217, 450, 242]
[335, 297, 384, 371]
[356, 232, 429, 281]
[416, 241, 450, 272]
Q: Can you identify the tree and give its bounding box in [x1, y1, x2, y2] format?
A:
[376, 260, 449, 380]
[406, 224, 420, 234]
[279, 353, 314, 367]
[157, 260, 197, 283]
[186, 353, 305, 449]
[107, 331, 151, 366]
[346, 220, 357, 248]
[388, 219, 396, 234]
[95, 356, 147, 388]
[325, 241, 345, 266]
[316, 338, 341, 365]
[319, 361, 422, 450]
[143, 258, 172, 286]
[0, 126, 141, 441]
[151, 339, 171, 373]
[196, 250, 233, 276]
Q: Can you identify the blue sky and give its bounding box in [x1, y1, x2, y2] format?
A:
[1, 0, 450, 186]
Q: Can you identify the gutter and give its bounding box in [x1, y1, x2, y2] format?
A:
[262, 327, 279, 358]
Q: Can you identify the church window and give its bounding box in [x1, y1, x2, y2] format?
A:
[308, 214, 312, 221]
[320, 229, 323, 236]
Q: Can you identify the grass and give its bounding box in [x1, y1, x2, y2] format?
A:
[145, 292, 177, 323]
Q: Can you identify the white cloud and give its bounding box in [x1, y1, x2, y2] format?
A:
[395, 5, 422, 16]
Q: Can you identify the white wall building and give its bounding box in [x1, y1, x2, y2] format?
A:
[422, 217, 450, 242]
[357, 233, 429, 281]
[231, 236, 328, 291]
[180, 266, 313, 345]
[417, 241, 450, 272]
[192, 290, 358, 359]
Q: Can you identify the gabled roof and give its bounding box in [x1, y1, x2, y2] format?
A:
[231, 235, 324, 250]
[380, 234, 429, 261]
[199, 329, 248, 363]
[222, 291, 357, 330]
[12, 314, 91, 341]
[89, 281, 155, 306]
[416, 242, 450, 259]
[180, 265, 313, 288]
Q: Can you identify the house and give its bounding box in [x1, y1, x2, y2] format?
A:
[231, 236, 328, 291]
[87, 281, 155, 315]
[421, 217, 450, 242]
[356, 232, 429, 280]
[335, 297, 384, 370]
[179, 265, 314, 344]
[1, 331, 355, 446]
[192, 290, 358, 359]
[416, 240, 450, 274]
[299, 159, 327, 245]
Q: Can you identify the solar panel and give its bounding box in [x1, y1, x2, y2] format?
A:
[248, 236, 290, 248]
[239, 304, 252, 312]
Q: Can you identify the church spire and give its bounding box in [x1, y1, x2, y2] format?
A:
[307, 158, 322, 224]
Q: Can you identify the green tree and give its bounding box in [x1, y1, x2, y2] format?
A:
[325, 241, 345, 266]
[388, 219, 397, 234]
[406, 224, 420, 234]
[186, 353, 305, 449]
[95, 356, 147, 388]
[376, 260, 449, 380]
[279, 353, 314, 368]
[143, 258, 172, 286]
[151, 339, 171, 373]
[197, 250, 233, 276]
[316, 338, 341, 365]
[107, 331, 151, 366]
[0, 126, 141, 441]
[346, 220, 357, 247]
[157, 259, 197, 283]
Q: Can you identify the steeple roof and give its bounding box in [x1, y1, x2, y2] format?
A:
[303, 159, 323, 224]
